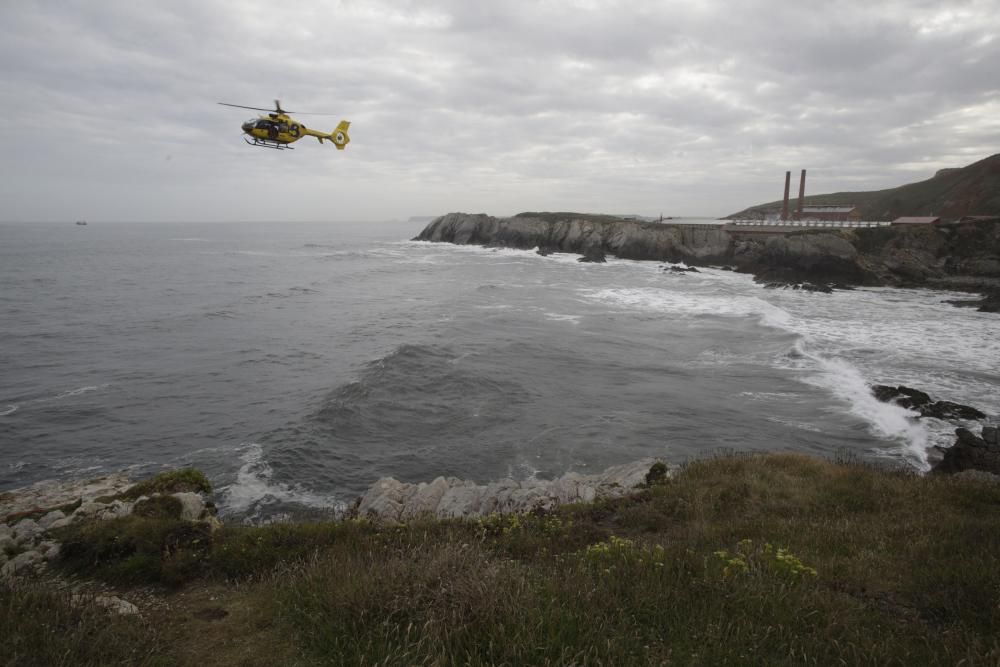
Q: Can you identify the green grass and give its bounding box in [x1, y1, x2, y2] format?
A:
[26, 453, 1000, 664]
[0, 583, 172, 666]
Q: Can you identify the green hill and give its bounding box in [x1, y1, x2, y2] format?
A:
[729, 153, 1000, 220]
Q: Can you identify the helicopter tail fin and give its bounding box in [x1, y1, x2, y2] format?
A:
[325, 121, 350, 150]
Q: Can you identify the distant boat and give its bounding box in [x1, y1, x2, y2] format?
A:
[75, 221, 87, 225]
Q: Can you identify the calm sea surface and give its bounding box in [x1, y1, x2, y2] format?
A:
[1, 221, 997, 519]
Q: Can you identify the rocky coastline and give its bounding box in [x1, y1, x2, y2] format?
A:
[1, 470, 217, 581]
[414, 213, 1000, 310]
[353, 458, 670, 522]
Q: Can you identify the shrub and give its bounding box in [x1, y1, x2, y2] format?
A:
[645, 461, 669, 486]
[56, 515, 212, 586]
[120, 468, 211, 499]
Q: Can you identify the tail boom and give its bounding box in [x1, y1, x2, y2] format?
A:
[304, 120, 350, 149]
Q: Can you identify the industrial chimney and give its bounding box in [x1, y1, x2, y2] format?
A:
[796, 169, 807, 220]
[781, 171, 791, 221]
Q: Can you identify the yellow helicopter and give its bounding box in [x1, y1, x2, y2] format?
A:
[218, 100, 350, 151]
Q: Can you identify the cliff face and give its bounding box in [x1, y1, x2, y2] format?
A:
[417, 213, 733, 264]
[414, 213, 1000, 304]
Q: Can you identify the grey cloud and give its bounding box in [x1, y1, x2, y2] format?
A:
[1, 0, 997, 222]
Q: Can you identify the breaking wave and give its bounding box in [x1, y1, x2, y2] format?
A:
[218, 443, 345, 520]
[586, 286, 936, 468]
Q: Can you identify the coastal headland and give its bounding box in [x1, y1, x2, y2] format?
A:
[416, 212, 1000, 310]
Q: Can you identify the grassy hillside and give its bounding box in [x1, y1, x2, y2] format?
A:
[4, 453, 1000, 665]
[729, 153, 1000, 220]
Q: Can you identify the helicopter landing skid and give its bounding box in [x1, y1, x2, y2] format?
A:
[244, 136, 293, 150]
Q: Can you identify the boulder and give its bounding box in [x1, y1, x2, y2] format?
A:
[932, 428, 1000, 475]
[72, 595, 140, 615]
[399, 477, 450, 520]
[923, 401, 987, 421]
[73, 501, 107, 519]
[47, 517, 74, 531]
[437, 486, 486, 518]
[872, 385, 932, 410]
[96, 596, 139, 615]
[357, 478, 412, 522]
[578, 246, 607, 263]
[871, 385, 985, 420]
[172, 492, 206, 521]
[12, 518, 43, 546]
[97, 499, 134, 521]
[37, 510, 66, 530]
[40, 541, 60, 561]
[536, 244, 559, 257]
[1, 550, 42, 578]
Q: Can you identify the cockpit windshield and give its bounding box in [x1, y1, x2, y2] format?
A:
[254, 120, 272, 129]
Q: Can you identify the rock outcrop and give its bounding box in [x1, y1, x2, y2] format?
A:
[414, 213, 1000, 300]
[355, 458, 671, 523]
[1, 474, 217, 580]
[932, 426, 1000, 476]
[871, 385, 987, 420]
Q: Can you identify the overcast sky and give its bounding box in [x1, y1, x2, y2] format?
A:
[2, 1, 998, 222]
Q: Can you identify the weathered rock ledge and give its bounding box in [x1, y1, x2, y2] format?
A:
[354, 458, 671, 523]
[1, 474, 216, 581]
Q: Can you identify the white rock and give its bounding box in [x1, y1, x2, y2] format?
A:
[13, 518, 43, 545]
[47, 517, 74, 530]
[437, 486, 486, 518]
[97, 499, 134, 521]
[0, 523, 11, 539]
[355, 457, 675, 521]
[0, 472, 134, 519]
[37, 510, 66, 529]
[1, 549, 42, 577]
[400, 477, 451, 520]
[95, 596, 139, 615]
[73, 501, 107, 518]
[172, 492, 205, 521]
[42, 543, 60, 561]
[357, 478, 410, 521]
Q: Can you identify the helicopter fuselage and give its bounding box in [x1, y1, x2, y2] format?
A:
[239, 113, 350, 150]
[242, 113, 306, 145]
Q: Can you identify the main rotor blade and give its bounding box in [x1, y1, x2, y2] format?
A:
[218, 102, 277, 112]
[218, 101, 339, 115]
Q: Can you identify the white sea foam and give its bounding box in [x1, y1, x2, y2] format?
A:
[0, 405, 17, 417]
[219, 443, 345, 518]
[587, 288, 793, 329]
[543, 312, 581, 324]
[51, 384, 109, 401]
[584, 285, 944, 467]
[797, 350, 931, 469]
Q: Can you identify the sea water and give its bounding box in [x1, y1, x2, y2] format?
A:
[1, 221, 997, 520]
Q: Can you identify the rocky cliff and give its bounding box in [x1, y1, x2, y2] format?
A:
[415, 213, 1000, 309]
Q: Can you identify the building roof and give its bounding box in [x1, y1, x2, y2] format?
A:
[801, 206, 857, 213]
[892, 216, 940, 224]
